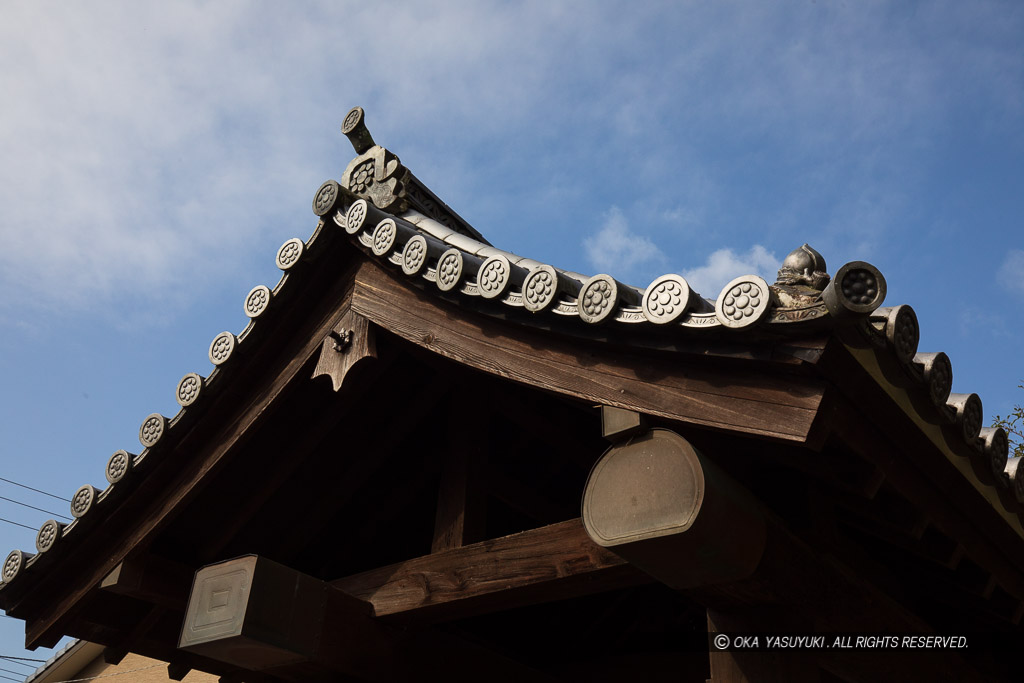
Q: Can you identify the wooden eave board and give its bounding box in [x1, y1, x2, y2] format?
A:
[351, 260, 826, 443]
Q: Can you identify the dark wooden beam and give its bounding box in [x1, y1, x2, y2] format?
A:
[180, 555, 383, 674]
[431, 405, 487, 553]
[351, 261, 826, 442]
[99, 554, 193, 611]
[333, 518, 651, 624]
[581, 428, 985, 682]
[180, 554, 558, 682]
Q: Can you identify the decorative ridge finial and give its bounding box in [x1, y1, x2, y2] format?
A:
[775, 243, 830, 290]
[341, 106, 375, 154]
[336, 106, 489, 244]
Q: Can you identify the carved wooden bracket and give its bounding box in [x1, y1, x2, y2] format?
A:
[312, 308, 377, 392]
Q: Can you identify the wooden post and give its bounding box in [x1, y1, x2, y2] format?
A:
[431, 404, 486, 552]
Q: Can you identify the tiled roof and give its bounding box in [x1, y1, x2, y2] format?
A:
[1, 106, 1020, 600]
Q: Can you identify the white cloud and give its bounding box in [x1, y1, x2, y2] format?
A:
[959, 308, 1009, 338]
[0, 1, 1020, 326]
[0, 2, 588, 316]
[997, 250, 1024, 296]
[681, 246, 779, 298]
[583, 207, 664, 274]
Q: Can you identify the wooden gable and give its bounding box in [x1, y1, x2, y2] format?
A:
[2, 108, 1022, 682]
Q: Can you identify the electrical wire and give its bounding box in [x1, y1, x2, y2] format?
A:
[0, 478, 69, 503]
[0, 496, 71, 522]
[0, 655, 46, 662]
[0, 666, 30, 677]
[0, 658, 36, 670]
[30, 663, 163, 682]
[0, 516, 36, 532]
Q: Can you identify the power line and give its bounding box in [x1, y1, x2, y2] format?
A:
[0, 496, 71, 522]
[1, 666, 31, 677]
[0, 661, 37, 672]
[31, 663, 163, 682]
[0, 655, 46, 662]
[0, 478, 69, 503]
[0, 517, 37, 532]
[0, 659, 36, 671]
[0, 673, 24, 682]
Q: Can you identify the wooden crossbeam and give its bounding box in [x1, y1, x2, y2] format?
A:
[334, 518, 651, 624]
[180, 554, 558, 681]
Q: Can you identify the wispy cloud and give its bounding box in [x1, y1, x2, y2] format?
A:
[0, 1, 1021, 327]
[997, 249, 1024, 296]
[681, 246, 779, 298]
[959, 309, 1009, 338]
[583, 207, 664, 275]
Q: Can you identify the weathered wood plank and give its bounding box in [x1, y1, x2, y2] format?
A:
[351, 261, 824, 442]
[333, 518, 651, 623]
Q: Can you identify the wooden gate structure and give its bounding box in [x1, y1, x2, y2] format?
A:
[2, 108, 1022, 682]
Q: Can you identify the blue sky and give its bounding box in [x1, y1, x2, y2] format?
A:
[1, 0, 1022, 669]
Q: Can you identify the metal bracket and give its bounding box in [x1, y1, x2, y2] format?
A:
[329, 329, 353, 352]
